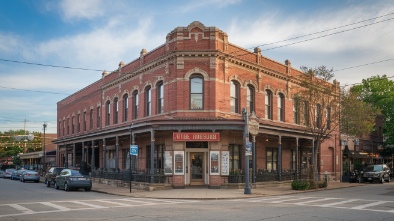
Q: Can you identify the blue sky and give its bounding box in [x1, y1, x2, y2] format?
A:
[0, 0, 393, 134]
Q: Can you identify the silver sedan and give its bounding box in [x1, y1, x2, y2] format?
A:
[20, 170, 40, 183]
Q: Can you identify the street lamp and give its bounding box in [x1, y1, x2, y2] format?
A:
[242, 108, 252, 194]
[43, 123, 47, 173]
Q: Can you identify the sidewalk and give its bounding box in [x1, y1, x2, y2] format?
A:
[91, 181, 364, 199]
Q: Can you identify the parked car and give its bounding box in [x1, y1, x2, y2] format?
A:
[11, 169, 25, 180]
[55, 169, 92, 192]
[3, 169, 16, 179]
[363, 164, 390, 183]
[0, 170, 4, 178]
[349, 170, 363, 183]
[20, 170, 40, 183]
[45, 167, 64, 187]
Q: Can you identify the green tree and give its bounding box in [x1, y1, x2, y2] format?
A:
[352, 75, 394, 156]
[298, 66, 340, 180]
[340, 87, 379, 137]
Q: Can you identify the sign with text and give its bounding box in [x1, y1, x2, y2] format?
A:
[129, 145, 138, 156]
[173, 132, 220, 141]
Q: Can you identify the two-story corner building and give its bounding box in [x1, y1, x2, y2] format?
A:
[53, 21, 341, 188]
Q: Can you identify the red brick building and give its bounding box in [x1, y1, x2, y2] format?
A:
[53, 21, 341, 188]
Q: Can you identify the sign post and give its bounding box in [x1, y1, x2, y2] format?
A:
[129, 145, 138, 193]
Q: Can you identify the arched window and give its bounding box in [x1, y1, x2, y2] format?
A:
[247, 85, 255, 113]
[293, 96, 300, 125]
[133, 91, 139, 119]
[106, 101, 110, 126]
[230, 80, 240, 113]
[113, 98, 119, 124]
[157, 81, 164, 114]
[96, 106, 101, 128]
[190, 75, 203, 110]
[316, 103, 322, 128]
[278, 93, 285, 122]
[265, 90, 273, 119]
[123, 94, 128, 122]
[145, 86, 151, 116]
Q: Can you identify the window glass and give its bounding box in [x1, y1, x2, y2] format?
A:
[190, 76, 203, 110]
[230, 81, 239, 113]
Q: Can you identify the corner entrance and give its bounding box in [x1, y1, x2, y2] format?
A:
[190, 152, 204, 185]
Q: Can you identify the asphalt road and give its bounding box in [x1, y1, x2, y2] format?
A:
[1, 177, 394, 221]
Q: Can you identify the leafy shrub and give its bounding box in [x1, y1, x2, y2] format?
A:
[291, 180, 310, 190]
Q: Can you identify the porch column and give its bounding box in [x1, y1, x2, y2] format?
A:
[72, 143, 76, 168]
[278, 135, 282, 182]
[91, 140, 95, 170]
[252, 135, 256, 184]
[103, 138, 107, 169]
[65, 144, 68, 168]
[150, 129, 155, 183]
[115, 136, 119, 171]
[81, 142, 85, 163]
[86, 143, 89, 165]
[296, 137, 299, 181]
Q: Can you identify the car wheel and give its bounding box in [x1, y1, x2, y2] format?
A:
[65, 183, 70, 192]
[380, 176, 384, 184]
[386, 176, 390, 183]
[34, 180, 39, 183]
[46, 180, 51, 187]
[55, 182, 59, 190]
[85, 187, 91, 192]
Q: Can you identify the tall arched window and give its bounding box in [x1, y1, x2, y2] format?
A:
[106, 101, 110, 126]
[230, 80, 240, 113]
[265, 90, 273, 119]
[113, 98, 118, 124]
[145, 86, 151, 116]
[123, 94, 128, 122]
[157, 81, 164, 114]
[190, 75, 203, 110]
[278, 93, 285, 122]
[293, 96, 300, 125]
[133, 91, 139, 119]
[316, 103, 322, 128]
[247, 85, 255, 113]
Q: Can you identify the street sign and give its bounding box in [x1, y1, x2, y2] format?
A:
[246, 142, 252, 156]
[130, 145, 138, 156]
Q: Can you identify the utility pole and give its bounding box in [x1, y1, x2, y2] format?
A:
[43, 122, 47, 173]
[242, 108, 252, 194]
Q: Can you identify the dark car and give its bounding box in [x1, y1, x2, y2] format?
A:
[55, 169, 92, 192]
[363, 164, 390, 183]
[45, 167, 65, 187]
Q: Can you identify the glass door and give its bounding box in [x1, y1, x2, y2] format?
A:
[190, 152, 204, 183]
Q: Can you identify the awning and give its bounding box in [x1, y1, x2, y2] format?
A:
[19, 151, 43, 159]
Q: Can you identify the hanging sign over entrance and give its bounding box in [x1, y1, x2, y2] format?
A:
[173, 132, 220, 141]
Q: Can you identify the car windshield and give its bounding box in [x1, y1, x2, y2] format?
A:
[70, 170, 82, 176]
[365, 165, 383, 172]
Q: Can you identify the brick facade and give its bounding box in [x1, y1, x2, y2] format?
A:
[54, 21, 341, 188]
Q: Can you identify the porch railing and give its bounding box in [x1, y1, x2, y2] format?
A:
[91, 169, 167, 183]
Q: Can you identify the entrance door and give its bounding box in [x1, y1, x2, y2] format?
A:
[190, 152, 204, 184]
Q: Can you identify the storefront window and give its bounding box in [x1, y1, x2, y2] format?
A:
[228, 144, 241, 172]
[266, 148, 277, 171]
[146, 144, 164, 172]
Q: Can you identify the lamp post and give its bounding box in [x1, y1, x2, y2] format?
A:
[43, 123, 47, 173]
[242, 108, 252, 194]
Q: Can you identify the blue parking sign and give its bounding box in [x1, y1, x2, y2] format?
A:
[130, 145, 138, 156]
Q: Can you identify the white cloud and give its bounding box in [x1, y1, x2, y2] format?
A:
[59, 0, 105, 21]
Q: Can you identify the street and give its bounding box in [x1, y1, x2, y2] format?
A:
[1, 178, 394, 221]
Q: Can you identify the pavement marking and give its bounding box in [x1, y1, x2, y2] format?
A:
[40, 202, 71, 211]
[96, 200, 135, 207]
[350, 201, 388, 210]
[294, 197, 339, 205]
[69, 201, 109, 209]
[320, 199, 359, 207]
[270, 197, 314, 203]
[8, 204, 34, 214]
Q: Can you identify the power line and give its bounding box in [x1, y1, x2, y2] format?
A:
[334, 59, 394, 72]
[0, 85, 71, 95]
[0, 58, 104, 72]
[254, 12, 394, 49]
